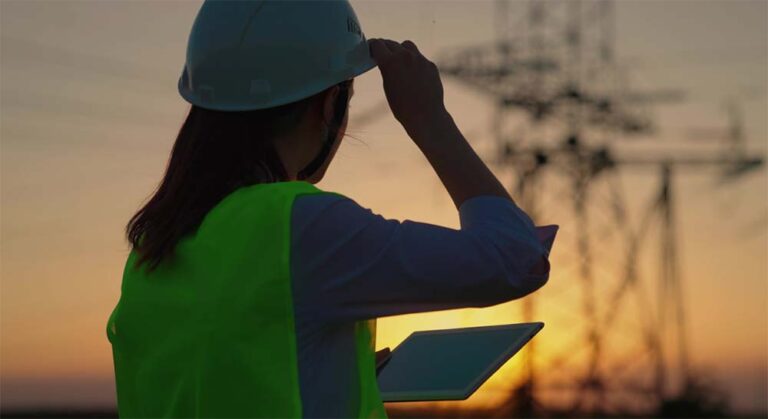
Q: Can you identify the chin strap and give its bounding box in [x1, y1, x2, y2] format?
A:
[297, 81, 351, 181]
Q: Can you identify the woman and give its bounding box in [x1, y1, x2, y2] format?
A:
[106, 1, 555, 418]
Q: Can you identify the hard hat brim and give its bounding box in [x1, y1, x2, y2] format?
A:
[178, 56, 377, 112]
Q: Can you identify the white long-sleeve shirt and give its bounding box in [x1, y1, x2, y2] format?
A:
[290, 194, 553, 417]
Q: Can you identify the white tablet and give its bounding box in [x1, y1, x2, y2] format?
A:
[376, 322, 544, 402]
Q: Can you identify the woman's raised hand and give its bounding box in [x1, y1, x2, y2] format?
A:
[368, 38, 448, 140]
[368, 38, 513, 211]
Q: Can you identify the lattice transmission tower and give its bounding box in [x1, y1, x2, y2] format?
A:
[429, 0, 762, 416]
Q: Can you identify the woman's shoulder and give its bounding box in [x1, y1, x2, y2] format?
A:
[293, 191, 354, 218]
[292, 191, 391, 240]
[228, 181, 338, 202]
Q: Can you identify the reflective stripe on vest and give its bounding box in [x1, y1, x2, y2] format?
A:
[106, 181, 387, 418]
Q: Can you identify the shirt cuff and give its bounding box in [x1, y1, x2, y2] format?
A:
[458, 195, 548, 264]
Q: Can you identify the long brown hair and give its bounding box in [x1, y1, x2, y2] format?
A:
[126, 81, 350, 273]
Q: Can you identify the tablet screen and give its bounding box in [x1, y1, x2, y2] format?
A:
[377, 322, 543, 402]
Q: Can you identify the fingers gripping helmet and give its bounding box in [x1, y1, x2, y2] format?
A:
[178, 0, 377, 111]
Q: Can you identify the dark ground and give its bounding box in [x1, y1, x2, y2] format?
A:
[1, 409, 767, 419]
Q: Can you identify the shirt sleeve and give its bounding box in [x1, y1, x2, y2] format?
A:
[290, 193, 552, 324]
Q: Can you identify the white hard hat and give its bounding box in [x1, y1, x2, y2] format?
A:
[178, 0, 377, 111]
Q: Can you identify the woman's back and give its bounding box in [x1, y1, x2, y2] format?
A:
[107, 182, 385, 417]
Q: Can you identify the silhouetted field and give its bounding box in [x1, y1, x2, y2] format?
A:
[0, 409, 116, 418]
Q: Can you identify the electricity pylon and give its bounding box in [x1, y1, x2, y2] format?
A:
[432, 0, 762, 416]
[352, 1, 761, 415]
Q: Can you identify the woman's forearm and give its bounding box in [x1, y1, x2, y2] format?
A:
[409, 110, 514, 210]
[367, 38, 514, 210]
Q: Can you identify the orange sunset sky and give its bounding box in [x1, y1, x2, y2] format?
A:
[1, 0, 766, 414]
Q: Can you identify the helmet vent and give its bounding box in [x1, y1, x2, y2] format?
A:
[347, 16, 362, 37]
